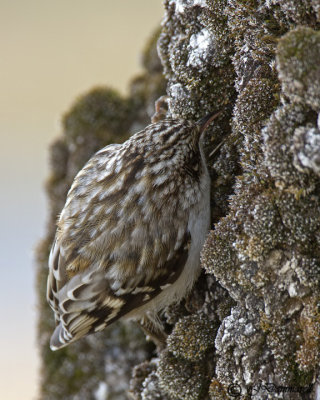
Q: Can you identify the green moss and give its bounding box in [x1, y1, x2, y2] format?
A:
[130, 27, 167, 124]
[38, 2, 320, 399]
[158, 0, 236, 121]
[208, 379, 228, 400]
[296, 298, 320, 372]
[167, 313, 217, 362]
[277, 27, 320, 110]
[274, 0, 319, 27]
[63, 86, 132, 142]
[48, 138, 69, 180]
[158, 350, 208, 400]
[275, 191, 320, 254]
[141, 27, 163, 73]
[201, 215, 238, 279]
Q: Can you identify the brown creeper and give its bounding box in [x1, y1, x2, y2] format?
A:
[47, 112, 219, 350]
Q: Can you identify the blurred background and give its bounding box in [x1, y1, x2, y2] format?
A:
[0, 1, 163, 399]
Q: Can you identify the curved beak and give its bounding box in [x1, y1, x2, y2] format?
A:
[197, 110, 222, 133]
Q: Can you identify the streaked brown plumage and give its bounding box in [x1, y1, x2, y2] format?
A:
[47, 113, 218, 350]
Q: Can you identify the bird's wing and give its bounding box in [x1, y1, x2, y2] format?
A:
[47, 140, 192, 349]
[47, 143, 123, 323]
[48, 229, 190, 349]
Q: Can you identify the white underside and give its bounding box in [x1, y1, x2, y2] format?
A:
[126, 171, 210, 323]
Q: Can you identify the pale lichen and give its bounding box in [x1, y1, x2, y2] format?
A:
[38, 1, 320, 399]
[292, 125, 320, 176]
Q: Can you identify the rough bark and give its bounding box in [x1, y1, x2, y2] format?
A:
[37, 2, 320, 399]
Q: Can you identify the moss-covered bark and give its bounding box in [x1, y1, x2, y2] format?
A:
[37, 2, 320, 399]
[132, 1, 320, 399]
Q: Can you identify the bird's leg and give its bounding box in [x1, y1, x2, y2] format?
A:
[138, 315, 168, 350]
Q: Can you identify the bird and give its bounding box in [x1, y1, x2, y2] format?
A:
[46, 111, 220, 350]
